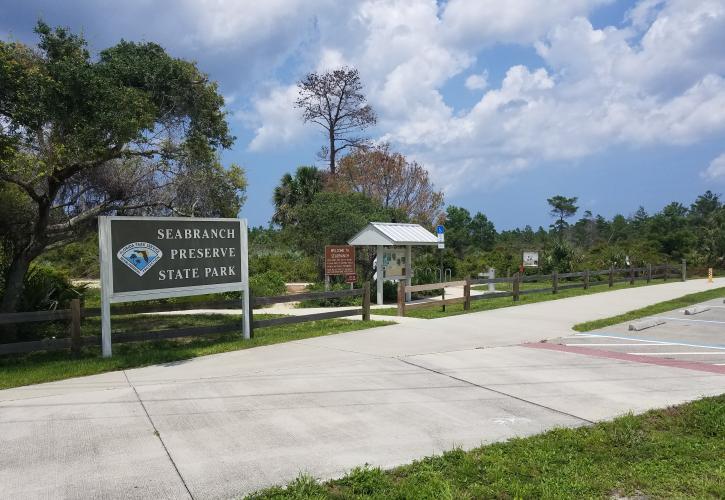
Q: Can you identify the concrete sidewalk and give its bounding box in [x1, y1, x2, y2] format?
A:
[1, 279, 724, 499]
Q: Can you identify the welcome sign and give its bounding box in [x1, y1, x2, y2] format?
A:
[98, 216, 250, 356]
[106, 218, 246, 296]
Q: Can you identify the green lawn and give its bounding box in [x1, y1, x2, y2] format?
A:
[376, 278, 680, 319]
[0, 314, 391, 389]
[247, 394, 725, 500]
[573, 286, 725, 332]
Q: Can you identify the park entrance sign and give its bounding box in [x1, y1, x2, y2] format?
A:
[98, 216, 250, 357]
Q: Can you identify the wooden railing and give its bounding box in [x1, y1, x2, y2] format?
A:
[0, 283, 371, 355]
[396, 262, 686, 316]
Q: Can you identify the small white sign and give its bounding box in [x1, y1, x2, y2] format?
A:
[523, 251, 539, 267]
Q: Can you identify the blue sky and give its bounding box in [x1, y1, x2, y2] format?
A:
[2, 0, 724, 230]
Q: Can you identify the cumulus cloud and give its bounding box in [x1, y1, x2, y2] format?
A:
[702, 153, 725, 180]
[240, 0, 725, 195]
[247, 85, 310, 152]
[14, 0, 721, 197]
[465, 71, 489, 91]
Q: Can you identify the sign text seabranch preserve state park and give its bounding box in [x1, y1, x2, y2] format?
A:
[101, 217, 249, 298]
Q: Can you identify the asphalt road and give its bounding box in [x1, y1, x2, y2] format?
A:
[1, 278, 724, 499]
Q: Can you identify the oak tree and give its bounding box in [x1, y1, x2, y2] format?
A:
[0, 23, 235, 316]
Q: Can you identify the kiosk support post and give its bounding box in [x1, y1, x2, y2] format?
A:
[405, 245, 412, 302]
[376, 245, 384, 305]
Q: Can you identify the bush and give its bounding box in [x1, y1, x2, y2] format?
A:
[297, 281, 363, 307]
[249, 270, 287, 298]
[18, 265, 87, 312]
[249, 252, 317, 282]
[0, 265, 88, 342]
[37, 234, 99, 278]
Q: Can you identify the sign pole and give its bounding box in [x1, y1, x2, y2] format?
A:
[240, 219, 251, 340]
[98, 217, 113, 358]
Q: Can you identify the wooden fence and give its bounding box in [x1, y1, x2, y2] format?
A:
[397, 262, 686, 316]
[0, 282, 371, 356]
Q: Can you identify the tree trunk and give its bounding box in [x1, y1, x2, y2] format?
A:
[0, 252, 34, 343]
[329, 131, 336, 174]
[1, 253, 33, 314]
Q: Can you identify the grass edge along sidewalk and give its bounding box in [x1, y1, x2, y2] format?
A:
[0, 316, 392, 390]
[376, 278, 684, 320]
[574, 286, 725, 332]
[246, 394, 725, 500]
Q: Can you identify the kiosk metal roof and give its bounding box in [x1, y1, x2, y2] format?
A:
[348, 222, 438, 246]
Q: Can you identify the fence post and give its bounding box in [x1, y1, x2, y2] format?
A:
[248, 291, 254, 339]
[397, 281, 405, 317]
[608, 266, 614, 288]
[362, 282, 371, 321]
[664, 262, 668, 281]
[584, 269, 589, 290]
[464, 277, 471, 311]
[441, 287, 446, 313]
[552, 271, 559, 294]
[681, 259, 686, 282]
[629, 264, 635, 286]
[488, 267, 496, 293]
[647, 263, 652, 283]
[513, 272, 520, 302]
[70, 299, 81, 356]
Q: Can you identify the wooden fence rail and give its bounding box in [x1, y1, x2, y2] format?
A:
[0, 282, 372, 355]
[397, 261, 686, 316]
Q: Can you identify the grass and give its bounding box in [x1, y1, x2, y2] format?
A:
[375, 278, 680, 319]
[0, 314, 392, 389]
[246, 394, 725, 500]
[573, 286, 725, 332]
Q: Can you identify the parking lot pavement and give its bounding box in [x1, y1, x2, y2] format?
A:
[1, 279, 723, 499]
[547, 298, 725, 368]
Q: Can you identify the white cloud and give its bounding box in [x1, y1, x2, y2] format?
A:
[247, 85, 311, 152]
[241, 0, 725, 195]
[441, 0, 611, 47]
[465, 71, 489, 91]
[702, 152, 725, 180]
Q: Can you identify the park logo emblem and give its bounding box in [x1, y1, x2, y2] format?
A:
[117, 242, 163, 277]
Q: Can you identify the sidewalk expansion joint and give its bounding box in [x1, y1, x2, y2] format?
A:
[123, 370, 195, 500]
[398, 358, 595, 425]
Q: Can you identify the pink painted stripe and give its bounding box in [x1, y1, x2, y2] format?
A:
[523, 342, 725, 375]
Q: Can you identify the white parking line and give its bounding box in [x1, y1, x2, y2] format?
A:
[574, 332, 725, 350]
[656, 317, 725, 325]
[565, 343, 676, 347]
[628, 352, 725, 356]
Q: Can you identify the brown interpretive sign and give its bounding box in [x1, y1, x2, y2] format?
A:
[325, 245, 356, 276]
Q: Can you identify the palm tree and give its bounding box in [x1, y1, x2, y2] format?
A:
[272, 166, 325, 226]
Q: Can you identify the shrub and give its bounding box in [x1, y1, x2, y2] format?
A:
[37, 234, 99, 278]
[249, 252, 317, 282]
[18, 265, 87, 312]
[298, 281, 359, 307]
[249, 270, 287, 298]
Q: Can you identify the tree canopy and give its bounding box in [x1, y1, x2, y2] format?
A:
[547, 195, 579, 234]
[0, 22, 238, 315]
[295, 67, 376, 173]
[272, 166, 325, 227]
[332, 144, 444, 225]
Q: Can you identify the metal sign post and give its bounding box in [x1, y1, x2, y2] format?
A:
[98, 216, 250, 358]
